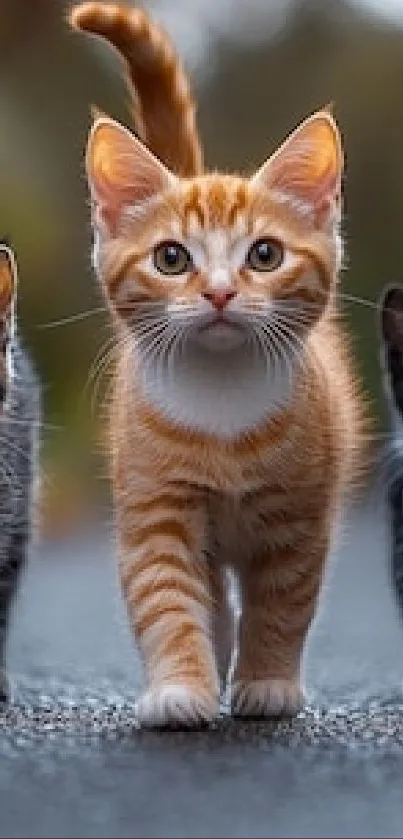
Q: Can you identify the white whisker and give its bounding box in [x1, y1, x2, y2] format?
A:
[38, 306, 107, 329]
[340, 292, 379, 312]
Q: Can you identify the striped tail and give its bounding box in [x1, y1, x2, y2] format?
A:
[69, 2, 203, 177]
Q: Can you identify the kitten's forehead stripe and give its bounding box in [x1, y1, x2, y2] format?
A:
[206, 181, 228, 225]
[228, 184, 249, 229]
[179, 178, 250, 233]
[182, 184, 205, 234]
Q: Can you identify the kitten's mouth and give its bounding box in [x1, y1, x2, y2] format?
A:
[194, 314, 247, 352]
[197, 313, 244, 334]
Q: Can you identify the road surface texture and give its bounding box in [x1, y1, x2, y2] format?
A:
[2, 488, 403, 838]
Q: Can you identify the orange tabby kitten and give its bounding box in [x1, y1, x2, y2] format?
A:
[71, 3, 366, 727]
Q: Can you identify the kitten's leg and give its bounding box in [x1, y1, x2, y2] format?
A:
[0, 564, 16, 701]
[0, 607, 9, 702]
[232, 528, 329, 718]
[210, 563, 236, 695]
[0, 532, 27, 702]
[119, 487, 219, 728]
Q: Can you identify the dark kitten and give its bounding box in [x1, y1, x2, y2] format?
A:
[379, 285, 403, 616]
[0, 245, 40, 701]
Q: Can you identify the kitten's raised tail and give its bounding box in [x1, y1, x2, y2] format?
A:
[69, 2, 203, 177]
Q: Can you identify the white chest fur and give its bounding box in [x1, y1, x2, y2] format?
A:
[139, 342, 293, 438]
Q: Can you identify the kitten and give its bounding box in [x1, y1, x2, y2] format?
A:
[379, 285, 403, 614]
[71, 3, 367, 727]
[0, 244, 40, 702]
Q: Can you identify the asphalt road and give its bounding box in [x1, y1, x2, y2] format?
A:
[2, 487, 403, 839]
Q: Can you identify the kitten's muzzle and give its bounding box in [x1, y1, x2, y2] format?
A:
[202, 289, 237, 311]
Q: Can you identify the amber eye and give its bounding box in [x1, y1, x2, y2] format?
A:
[153, 241, 192, 276]
[246, 238, 283, 272]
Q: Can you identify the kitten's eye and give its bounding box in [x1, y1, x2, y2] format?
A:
[246, 238, 283, 272]
[153, 241, 192, 276]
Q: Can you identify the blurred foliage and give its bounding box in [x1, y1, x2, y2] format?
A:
[0, 0, 400, 528]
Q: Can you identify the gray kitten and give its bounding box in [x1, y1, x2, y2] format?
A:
[0, 244, 40, 701]
[379, 285, 403, 616]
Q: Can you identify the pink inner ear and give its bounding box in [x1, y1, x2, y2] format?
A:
[94, 180, 141, 236]
[86, 119, 176, 236]
[269, 150, 340, 218]
[312, 171, 340, 227]
[91, 151, 157, 235]
[0, 253, 14, 314]
[253, 113, 343, 226]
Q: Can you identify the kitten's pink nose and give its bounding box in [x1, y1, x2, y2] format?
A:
[202, 289, 237, 310]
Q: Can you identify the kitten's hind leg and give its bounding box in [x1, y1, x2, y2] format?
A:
[232, 529, 329, 719]
[0, 588, 14, 702]
[0, 530, 29, 702]
[0, 613, 9, 702]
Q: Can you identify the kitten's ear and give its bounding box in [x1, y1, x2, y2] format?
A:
[251, 110, 343, 227]
[380, 286, 403, 350]
[0, 246, 16, 315]
[86, 116, 177, 234]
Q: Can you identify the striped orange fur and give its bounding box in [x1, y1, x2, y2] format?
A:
[77, 15, 368, 727]
[69, 2, 202, 177]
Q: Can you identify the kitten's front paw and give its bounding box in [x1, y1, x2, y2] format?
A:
[232, 678, 304, 718]
[136, 684, 220, 729]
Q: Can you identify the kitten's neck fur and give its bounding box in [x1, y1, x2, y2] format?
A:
[139, 342, 293, 438]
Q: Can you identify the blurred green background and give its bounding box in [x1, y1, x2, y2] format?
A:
[0, 0, 401, 532]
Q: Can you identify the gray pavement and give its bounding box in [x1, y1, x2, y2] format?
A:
[2, 489, 403, 838]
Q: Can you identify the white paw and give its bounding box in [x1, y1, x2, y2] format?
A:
[135, 684, 220, 729]
[232, 678, 304, 718]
